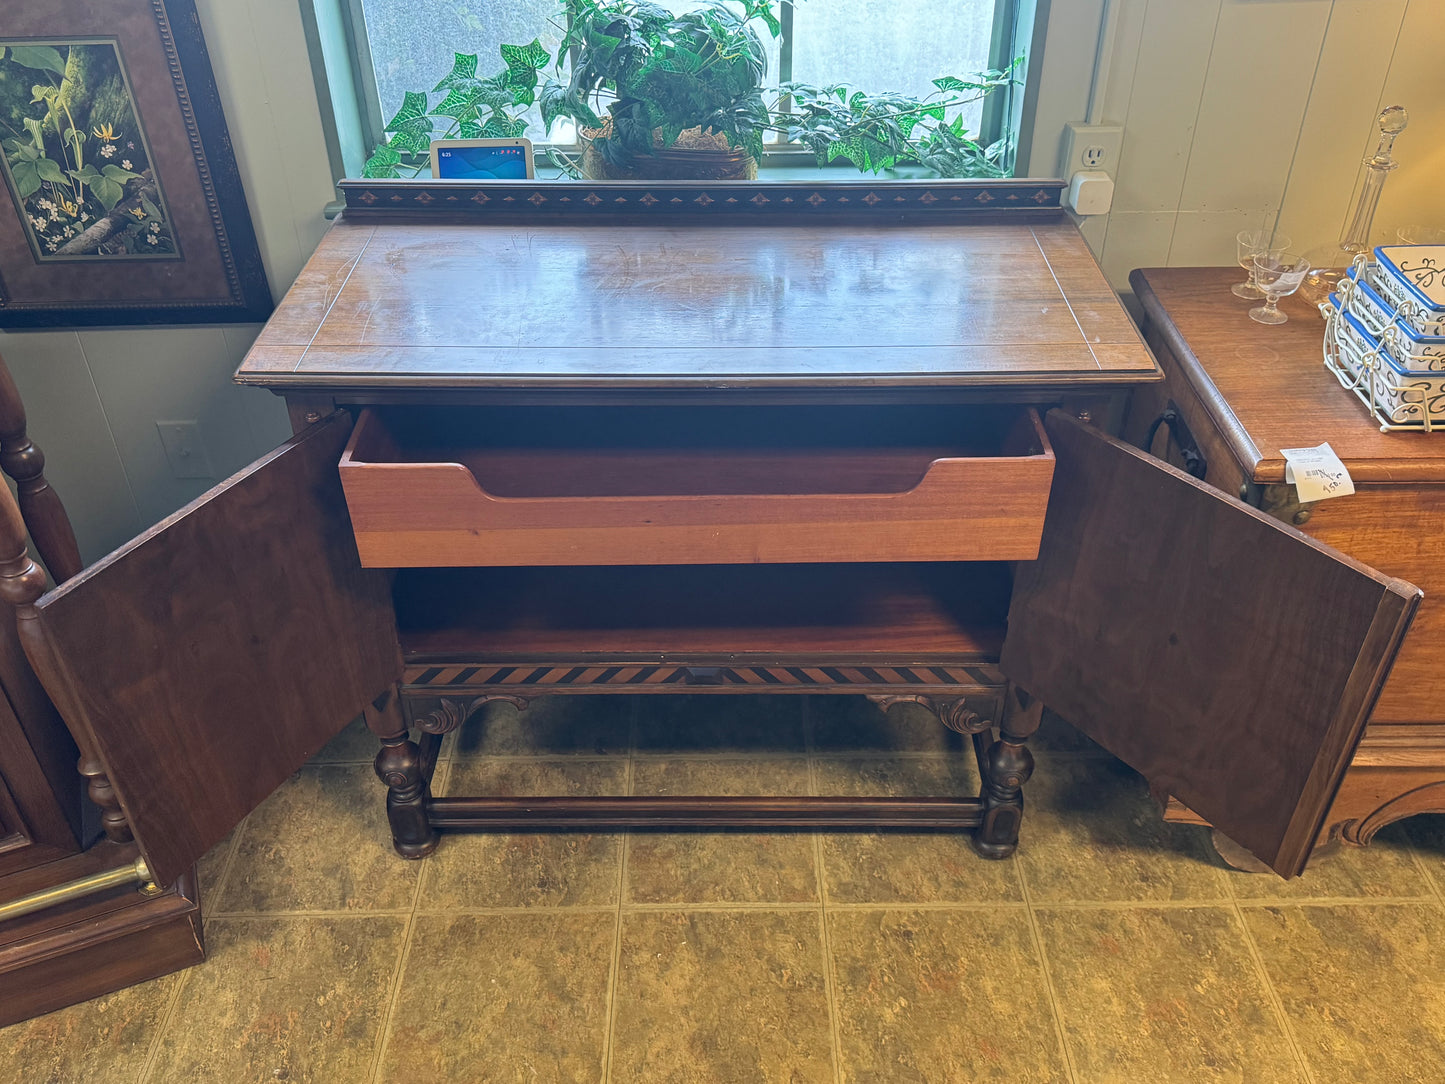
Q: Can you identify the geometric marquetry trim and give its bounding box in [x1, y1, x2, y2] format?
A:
[402, 661, 1006, 691]
[339, 178, 1065, 225]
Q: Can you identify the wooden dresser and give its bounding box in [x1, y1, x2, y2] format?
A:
[1128, 266, 1445, 850]
[0, 178, 1427, 1000]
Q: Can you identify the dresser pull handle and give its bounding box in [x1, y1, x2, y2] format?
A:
[1144, 402, 1208, 480]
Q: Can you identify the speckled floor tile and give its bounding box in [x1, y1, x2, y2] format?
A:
[0, 971, 182, 1084]
[1227, 823, 1431, 900]
[451, 694, 633, 757]
[610, 909, 834, 1083]
[809, 695, 972, 754]
[196, 829, 239, 905]
[1030, 708, 1106, 754]
[1019, 755, 1229, 902]
[376, 911, 614, 1084]
[1241, 903, 1445, 1083]
[1036, 906, 1303, 1084]
[146, 915, 405, 1082]
[814, 756, 1022, 903]
[417, 757, 626, 909]
[1405, 813, 1445, 896]
[309, 713, 382, 763]
[215, 764, 419, 913]
[626, 757, 818, 904]
[829, 909, 1067, 1083]
[633, 694, 806, 755]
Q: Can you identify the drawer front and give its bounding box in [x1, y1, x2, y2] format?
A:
[339, 406, 1055, 568]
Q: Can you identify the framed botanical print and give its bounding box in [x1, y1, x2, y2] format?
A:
[0, 0, 271, 327]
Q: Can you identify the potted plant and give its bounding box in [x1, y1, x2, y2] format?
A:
[540, 0, 780, 180]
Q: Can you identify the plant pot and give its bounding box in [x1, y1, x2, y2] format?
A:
[579, 126, 757, 181]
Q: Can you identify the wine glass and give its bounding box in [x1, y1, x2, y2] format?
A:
[1397, 225, 1445, 246]
[1249, 252, 1310, 325]
[1234, 229, 1292, 299]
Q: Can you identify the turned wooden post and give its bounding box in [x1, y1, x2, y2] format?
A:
[367, 685, 438, 859]
[0, 349, 83, 583]
[972, 684, 1041, 859]
[0, 469, 133, 843]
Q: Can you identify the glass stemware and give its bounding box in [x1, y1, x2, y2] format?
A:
[1234, 229, 1292, 299]
[1249, 252, 1310, 325]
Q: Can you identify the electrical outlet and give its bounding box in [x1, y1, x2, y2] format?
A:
[156, 420, 216, 479]
[1061, 122, 1124, 177]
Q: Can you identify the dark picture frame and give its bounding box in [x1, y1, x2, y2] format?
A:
[0, 0, 271, 328]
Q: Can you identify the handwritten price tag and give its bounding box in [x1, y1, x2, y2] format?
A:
[1281, 443, 1355, 504]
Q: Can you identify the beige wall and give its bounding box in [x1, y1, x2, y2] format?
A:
[0, 0, 333, 562]
[2, 0, 1441, 560]
[1030, 0, 1445, 292]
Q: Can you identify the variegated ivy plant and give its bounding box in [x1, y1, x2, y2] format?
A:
[361, 40, 550, 178]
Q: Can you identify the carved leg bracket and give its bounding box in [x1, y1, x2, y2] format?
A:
[972, 685, 1041, 859]
[866, 693, 993, 735]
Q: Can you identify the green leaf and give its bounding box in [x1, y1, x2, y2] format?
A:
[31, 84, 58, 105]
[457, 120, 484, 139]
[478, 116, 528, 139]
[932, 75, 990, 93]
[92, 176, 125, 211]
[539, 80, 570, 134]
[432, 53, 479, 93]
[140, 197, 163, 221]
[11, 161, 40, 201]
[101, 164, 141, 183]
[500, 39, 550, 73]
[9, 45, 66, 76]
[70, 164, 101, 183]
[383, 91, 435, 154]
[361, 142, 402, 178]
[34, 157, 65, 184]
[430, 88, 480, 120]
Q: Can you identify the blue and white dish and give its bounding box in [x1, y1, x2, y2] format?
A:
[1343, 267, 1445, 371]
[1372, 245, 1445, 336]
[1329, 296, 1445, 426]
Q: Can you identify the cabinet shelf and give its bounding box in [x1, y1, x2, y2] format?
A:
[395, 562, 1011, 664]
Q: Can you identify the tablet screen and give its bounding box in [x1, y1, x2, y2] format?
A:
[434, 144, 530, 180]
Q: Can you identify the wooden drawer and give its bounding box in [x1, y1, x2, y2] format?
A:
[338, 404, 1055, 567]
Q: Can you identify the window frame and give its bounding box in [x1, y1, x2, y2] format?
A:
[302, 0, 1042, 181]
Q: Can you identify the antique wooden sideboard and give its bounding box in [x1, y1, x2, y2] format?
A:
[1127, 266, 1445, 854]
[0, 178, 1424, 963]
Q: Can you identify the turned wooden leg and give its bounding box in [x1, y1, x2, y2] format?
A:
[367, 686, 437, 859]
[972, 685, 1040, 859]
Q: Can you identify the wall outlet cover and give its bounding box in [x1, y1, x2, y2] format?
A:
[1061, 122, 1124, 178]
[156, 420, 216, 480]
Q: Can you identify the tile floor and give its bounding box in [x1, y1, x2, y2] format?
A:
[5, 695, 1445, 1083]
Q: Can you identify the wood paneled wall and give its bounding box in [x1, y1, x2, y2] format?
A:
[1033, 0, 1444, 291]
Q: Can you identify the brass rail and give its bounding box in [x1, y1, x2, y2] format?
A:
[0, 856, 156, 924]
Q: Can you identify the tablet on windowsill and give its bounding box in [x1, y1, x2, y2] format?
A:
[430, 138, 534, 180]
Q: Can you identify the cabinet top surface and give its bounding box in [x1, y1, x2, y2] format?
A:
[1134, 267, 1445, 483]
[235, 219, 1160, 392]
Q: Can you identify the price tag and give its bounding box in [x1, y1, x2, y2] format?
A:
[1281, 443, 1355, 503]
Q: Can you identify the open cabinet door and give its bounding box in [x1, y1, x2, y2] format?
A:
[1001, 411, 1420, 878]
[29, 413, 400, 888]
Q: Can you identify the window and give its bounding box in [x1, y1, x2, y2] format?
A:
[311, 0, 1032, 178]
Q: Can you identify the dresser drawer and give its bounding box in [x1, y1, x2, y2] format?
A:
[338, 404, 1055, 567]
